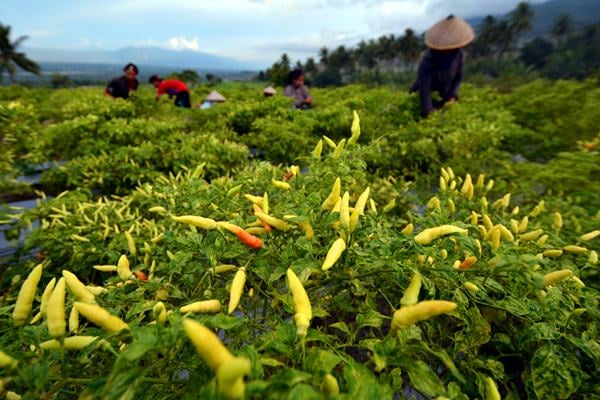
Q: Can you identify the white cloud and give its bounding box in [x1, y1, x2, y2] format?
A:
[167, 36, 201, 51]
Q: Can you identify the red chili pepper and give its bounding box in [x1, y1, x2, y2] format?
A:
[235, 230, 263, 249]
[134, 270, 148, 282]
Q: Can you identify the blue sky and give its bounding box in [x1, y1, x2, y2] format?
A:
[1, 0, 549, 66]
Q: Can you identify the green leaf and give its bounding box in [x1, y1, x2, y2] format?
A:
[268, 368, 312, 390]
[343, 360, 393, 399]
[531, 344, 581, 400]
[203, 314, 247, 330]
[329, 321, 352, 337]
[356, 309, 384, 329]
[405, 360, 445, 398]
[303, 349, 342, 373]
[518, 323, 560, 350]
[454, 306, 491, 353]
[286, 383, 321, 400]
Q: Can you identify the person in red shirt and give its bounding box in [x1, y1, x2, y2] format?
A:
[149, 75, 191, 108]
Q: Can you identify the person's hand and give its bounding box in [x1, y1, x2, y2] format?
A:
[304, 96, 313, 105]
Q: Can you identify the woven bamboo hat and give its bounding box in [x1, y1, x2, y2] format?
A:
[263, 86, 276, 95]
[205, 90, 226, 102]
[425, 15, 475, 50]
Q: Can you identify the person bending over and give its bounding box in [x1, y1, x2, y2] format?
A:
[409, 15, 474, 117]
[149, 75, 191, 108]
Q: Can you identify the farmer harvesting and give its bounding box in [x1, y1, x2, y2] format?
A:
[410, 15, 475, 117]
[149, 75, 191, 108]
[284, 69, 312, 109]
[105, 63, 139, 99]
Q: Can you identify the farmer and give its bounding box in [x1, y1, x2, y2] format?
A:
[284, 69, 312, 109]
[149, 75, 191, 108]
[199, 90, 226, 110]
[263, 86, 276, 97]
[409, 15, 475, 117]
[105, 63, 139, 99]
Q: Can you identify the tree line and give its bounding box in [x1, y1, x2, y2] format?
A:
[258, 2, 599, 87]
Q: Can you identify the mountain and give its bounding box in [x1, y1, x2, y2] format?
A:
[25, 46, 259, 71]
[467, 0, 600, 37]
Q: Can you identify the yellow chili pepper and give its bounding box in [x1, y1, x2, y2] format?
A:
[414, 225, 468, 245]
[13, 264, 43, 326]
[40, 336, 102, 351]
[322, 177, 341, 211]
[312, 139, 323, 158]
[254, 212, 291, 231]
[171, 215, 217, 230]
[117, 255, 133, 281]
[340, 191, 350, 229]
[0, 350, 18, 369]
[348, 110, 361, 145]
[30, 277, 57, 324]
[180, 300, 221, 314]
[401, 223, 414, 235]
[227, 184, 243, 197]
[580, 230, 600, 241]
[272, 178, 291, 190]
[562, 245, 587, 254]
[543, 249, 563, 258]
[62, 270, 95, 304]
[520, 229, 544, 242]
[485, 377, 501, 400]
[322, 238, 346, 271]
[332, 138, 346, 159]
[552, 212, 563, 230]
[321, 373, 340, 395]
[400, 271, 421, 307]
[519, 216, 529, 233]
[75, 302, 129, 333]
[286, 268, 312, 338]
[182, 319, 250, 399]
[391, 300, 457, 330]
[464, 282, 479, 294]
[228, 267, 246, 314]
[47, 278, 66, 338]
[588, 250, 598, 265]
[543, 269, 573, 286]
[69, 305, 79, 333]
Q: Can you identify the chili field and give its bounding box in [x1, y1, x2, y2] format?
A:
[0, 80, 599, 399]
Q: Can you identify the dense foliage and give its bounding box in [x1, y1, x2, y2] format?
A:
[0, 78, 599, 399]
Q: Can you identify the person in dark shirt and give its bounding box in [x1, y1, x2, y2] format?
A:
[105, 63, 139, 99]
[409, 15, 475, 117]
[149, 75, 191, 108]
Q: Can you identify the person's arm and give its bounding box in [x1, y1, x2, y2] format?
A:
[417, 63, 434, 117]
[301, 86, 312, 105]
[155, 82, 165, 101]
[105, 79, 116, 97]
[130, 80, 139, 96]
[447, 52, 464, 101]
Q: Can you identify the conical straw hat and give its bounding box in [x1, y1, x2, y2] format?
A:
[425, 15, 475, 50]
[263, 86, 276, 95]
[205, 90, 226, 102]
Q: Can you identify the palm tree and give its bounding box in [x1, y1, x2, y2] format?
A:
[509, 2, 534, 36]
[318, 47, 329, 66]
[279, 53, 291, 69]
[0, 23, 40, 83]
[398, 29, 421, 69]
[550, 14, 574, 44]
